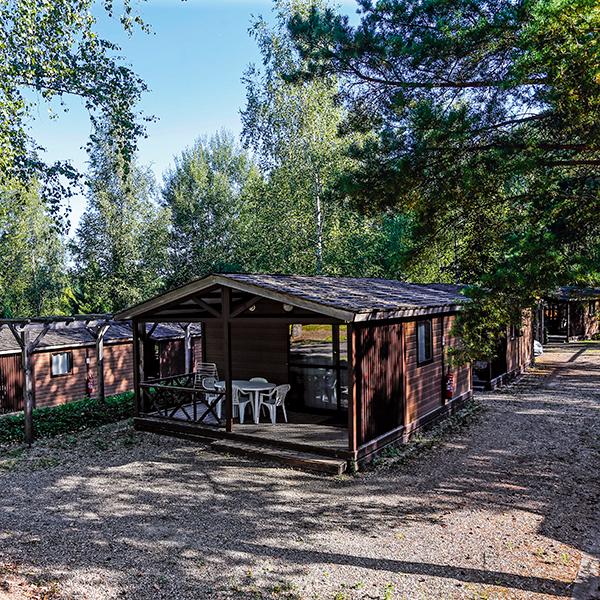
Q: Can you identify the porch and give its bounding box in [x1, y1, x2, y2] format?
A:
[116, 273, 470, 472]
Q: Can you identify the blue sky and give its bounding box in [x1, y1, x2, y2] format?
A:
[28, 0, 359, 233]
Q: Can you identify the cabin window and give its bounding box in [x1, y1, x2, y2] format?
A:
[51, 352, 73, 376]
[589, 301, 597, 318]
[417, 319, 433, 365]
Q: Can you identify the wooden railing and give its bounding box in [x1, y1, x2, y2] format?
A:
[140, 373, 224, 426]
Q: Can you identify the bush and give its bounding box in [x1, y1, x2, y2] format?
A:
[0, 392, 134, 444]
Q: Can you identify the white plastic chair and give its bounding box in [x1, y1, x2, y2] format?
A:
[233, 385, 253, 424]
[249, 377, 268, 383]
[259, 384, 291, 424]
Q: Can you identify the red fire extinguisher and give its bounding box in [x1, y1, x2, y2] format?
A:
[444, 372, 454, 400]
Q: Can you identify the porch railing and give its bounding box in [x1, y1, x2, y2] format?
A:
[140, 373, 224, 426]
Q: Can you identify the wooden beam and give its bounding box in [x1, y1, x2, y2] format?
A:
[348, 324, 359, 459]
[191, 295, 221, 318]
[230, 295, 262, 318]
[132, 320, 146, 416]
[332, 324, 342, 413]
[95, 323, 110, 403]
[222, 287, 233, 432]
[182, 323, 192, 373]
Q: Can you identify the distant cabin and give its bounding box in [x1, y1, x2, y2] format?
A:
[0, 323, 202, 414]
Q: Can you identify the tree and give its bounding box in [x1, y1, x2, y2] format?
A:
[162, 131, 260, 285]
[71, 129, 168, 313]
[0, 180, 68, 317]
[242, 0, 400, 277]
[0, 0, 149, 213]
[289, 0, 600, 358]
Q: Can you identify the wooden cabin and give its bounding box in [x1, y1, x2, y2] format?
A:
[116, 274, 473, 473]
[472, 312, 534, 391]
[540, 286, 600, 343]
[0, 322, 201, 413]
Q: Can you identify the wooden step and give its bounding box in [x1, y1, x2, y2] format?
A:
[210, 439, 348, 475]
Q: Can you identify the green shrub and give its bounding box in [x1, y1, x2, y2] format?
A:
[0, 392, 134, 444]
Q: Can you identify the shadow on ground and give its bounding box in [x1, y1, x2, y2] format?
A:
[0, 343, 598, 599]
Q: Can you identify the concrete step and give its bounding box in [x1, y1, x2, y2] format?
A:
[210, 439, 348, 475]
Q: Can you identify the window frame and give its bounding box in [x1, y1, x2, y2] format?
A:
[50, 351, 73, 377]
[416, 318, 434, 367]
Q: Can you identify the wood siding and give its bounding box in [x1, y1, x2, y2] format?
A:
[506, 312, 533, 374]
[204, 320, 289, 384]
[404, 317, 444, 424]
[0, 354, 24, 413]
[355, 322, 403, 445]
[159, 340, 185, 377]
[443, 315, 471, 399]
[0, 337, 199, 412]
[584, 301, 600, 339]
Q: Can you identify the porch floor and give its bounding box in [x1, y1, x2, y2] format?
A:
[144, 406, 349, 455]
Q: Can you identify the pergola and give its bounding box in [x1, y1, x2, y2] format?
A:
[0, 316, 195, 445]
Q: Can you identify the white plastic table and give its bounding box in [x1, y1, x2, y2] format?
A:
[215, 380, 275, 424]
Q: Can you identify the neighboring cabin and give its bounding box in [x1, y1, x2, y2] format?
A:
[0, 323, 202, 414]
[540, 286, 600, 343]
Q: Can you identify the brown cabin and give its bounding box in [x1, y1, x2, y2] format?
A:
[116, 274, 473, 473]
[472, 312, 534, 391]
[0, 322, 201, 413]
[540, 286, 600, 343]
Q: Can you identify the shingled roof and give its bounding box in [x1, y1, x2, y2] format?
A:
[547, 285, 600, 301]
[0, 322, 200, 356]
[116, 273, 468, 321]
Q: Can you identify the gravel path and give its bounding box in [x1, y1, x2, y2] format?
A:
[0, 342, 598, 599]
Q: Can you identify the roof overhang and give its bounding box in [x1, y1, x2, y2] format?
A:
[115, 274, 466, 323]
[115, 274, 357, 322]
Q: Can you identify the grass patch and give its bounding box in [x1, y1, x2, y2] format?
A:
[0, 392, 134, 444]
[373, 399, 484, 469]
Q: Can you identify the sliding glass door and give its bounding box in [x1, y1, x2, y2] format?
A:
[288, 324, 348, 414]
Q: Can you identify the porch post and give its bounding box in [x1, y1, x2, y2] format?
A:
[183, 323, 192, 373]
[132, 320, 146, 416]
[21, 330, 34, 446]
[566, 302, 571, 341]
[347, 323, 358, 458]
[95, 323, 110, 403]
[332, 324, 342, 412]
[222, 287, 233, 432]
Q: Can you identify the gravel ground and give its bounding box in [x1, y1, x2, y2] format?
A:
[0, 342, 598, 600]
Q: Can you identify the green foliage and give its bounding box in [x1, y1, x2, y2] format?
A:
[288, 0, 600, 359]
[0, 0, 149, 211]
[162, 130, 261, 285]
[0, 392, 134, 444]
[241, 0, 409, 278]
[0, 179, 69, 317]
[70, 125, 169, 313]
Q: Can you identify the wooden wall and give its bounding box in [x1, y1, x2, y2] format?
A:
[0, 354, 24, 413]
[355, 322, 403, 445]
[159, 340, 185, 377]
[506, 312, 533, 374]
[403, 317, 444, 424]
[203, 320, 289, 385]
[353, 313, 472, 449]
[443, 315, 472, 399]
[0, 336, 200, 413]
[584, 300, 600, 339]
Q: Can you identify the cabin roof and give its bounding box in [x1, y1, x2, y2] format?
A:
[0, 322, 201, 356]
[548, 286, 600, 301]
[115, 273, 468, 322]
